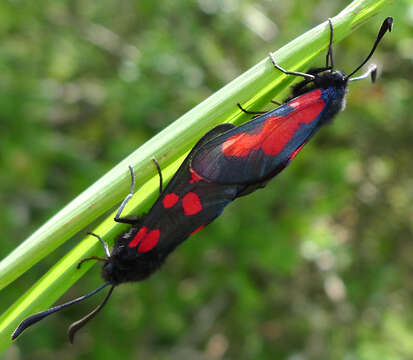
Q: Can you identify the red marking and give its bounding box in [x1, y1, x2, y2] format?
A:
[128, 227, 147, 248]
[289, 143, 305, 160]
[129, 226, 160, 252]
[138, 229, 160, 253]
[182, 192, 202, 215]
[163, 193, 179, 208]
[189, 168, 202, 184]
[289, 89, 322, 108]
[222, 89, 324, 158]
[190, 225, 205, 236]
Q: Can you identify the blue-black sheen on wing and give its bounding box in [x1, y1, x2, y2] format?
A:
[191, 88, 342, 185]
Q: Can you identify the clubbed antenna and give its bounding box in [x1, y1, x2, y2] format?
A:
[347, 17, 393, 79]
[325, 18, 335, 69]
[68, 285, 115, 344]
[11, 282, 111, 340]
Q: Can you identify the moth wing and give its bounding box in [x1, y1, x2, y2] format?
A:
[130, 123, 242, 254]
[191, 90, 326, 185]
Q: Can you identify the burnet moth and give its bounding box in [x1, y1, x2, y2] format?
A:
[12, 17, 392, 343]
[12, 124, 244, 343]
[191, 17, 393, 187]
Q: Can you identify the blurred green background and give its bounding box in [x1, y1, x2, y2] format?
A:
[1, 0, 412, 359]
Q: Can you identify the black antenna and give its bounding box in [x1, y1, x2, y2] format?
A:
[11, 282, 111, 340]
[68, 285, 115, 344]
[325, 18, 335, 69]
[347, 17, 393, 79]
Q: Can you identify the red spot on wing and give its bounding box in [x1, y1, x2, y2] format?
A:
[182, 192, 202, 215]
[190, 225, 205, 236]
[138, 229, 160, 252]
[222, 89, 324, 158]
[163, 193, 179, 208]
[189, 168, 203, 184]
[129, 226, 161, 252]
[128, 227, 147, 248]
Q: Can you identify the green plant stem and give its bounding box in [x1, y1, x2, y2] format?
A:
[0, 0, 395, 352]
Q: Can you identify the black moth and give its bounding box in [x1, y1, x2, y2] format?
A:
[12, 17, 392, 343]
[12, 124, 245, 343]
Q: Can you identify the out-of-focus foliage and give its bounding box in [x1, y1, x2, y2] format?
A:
[1, 0, 412, 359]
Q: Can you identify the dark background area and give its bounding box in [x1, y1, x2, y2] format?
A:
[1, 0, 412, 359]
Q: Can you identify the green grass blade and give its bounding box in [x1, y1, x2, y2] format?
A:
[0, 157, 183, 352]
[0, 0, 394, 291]
[0, 0, 395, 352]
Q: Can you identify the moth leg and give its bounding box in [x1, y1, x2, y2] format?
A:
[269, 53, 315, 81]
[237, 103, 267, 115]
[114, 215, 139, 224]
[307, 66, 332, 75]
[87, 232, 111, 258]
[291, 78, 313, 94]
[114, 166, 138, 224]
[151, 157, 163, 194]
[77, 256, 108, 269]
[290, 66, 332, 97]
[271, 100, 282, 106]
